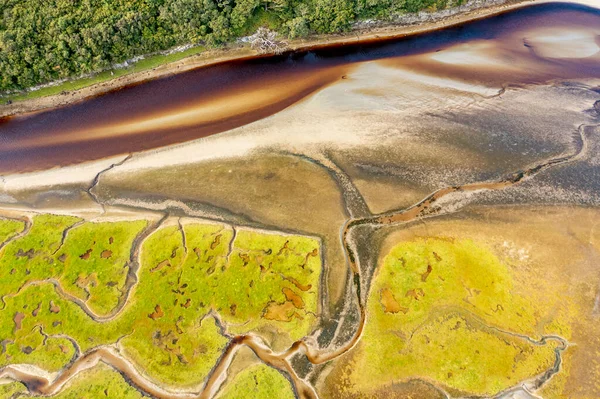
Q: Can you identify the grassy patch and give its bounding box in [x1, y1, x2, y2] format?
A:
[219, 229, 321, 340]
[53, 363, 148, 399]
[0, 219, 25, 245]
[336, 238, 559, 396]
[0, 214, 82, 301]
[119, 223, 226, 387]
[0, 284, 118, 370]
[0, 216, 321, 389]
[4, 69, 130, 102]
[55, 220, 147, 315]
[130, 46, 206, 73]
[0, 381, 27, 397]
[371, 238, 539, 333]
[120, 223, 321, 386]
[0, 215, 147, 317]
[216, 364, 295, 399]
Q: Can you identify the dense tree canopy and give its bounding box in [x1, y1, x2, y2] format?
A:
[0, 0, 455, 92]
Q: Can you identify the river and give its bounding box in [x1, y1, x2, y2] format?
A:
[0, 2, 598, 173]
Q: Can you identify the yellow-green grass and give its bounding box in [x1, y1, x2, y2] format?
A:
[216, 364, 295, 399]
[0, 218, 321, 389]
[54, 220, 147, 315]
[53, 363, 149, 399]
[0, 284, 113, 371]
[130, 46, 207, 73]
[119, 223, 321, 386]
[0, 381, 27, 397]
[0, 214, 82, 300]
[337, 238, 560, 396]
[0, 214, 147, 317]
[120, 224, 227, 387]
[4, 46, 206, 103]
[0, 219, 25, 245]
[209, 228, 321, 339]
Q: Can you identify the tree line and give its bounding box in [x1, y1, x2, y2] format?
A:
[0, 0, 456, 92]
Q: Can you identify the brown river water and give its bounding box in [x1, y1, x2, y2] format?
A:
[0, 2, 598, 174]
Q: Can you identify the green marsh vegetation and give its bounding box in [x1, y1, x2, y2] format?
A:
[0, 214, 83, 305]
[0, 214, 321, 392]
[0, 218, 25, 245]
[336, 238, 562, 396]
[119, 223, 320, 386]
[215, 363, 295, 399]
[1, 0, 464, 94]
[0, 214, 147, 316]
[55, 219, 148, 315]
[0, 381, 26, 397]
[52, 364, 149, 399]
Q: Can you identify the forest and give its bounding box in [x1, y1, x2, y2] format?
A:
[0, 0, 457, 92]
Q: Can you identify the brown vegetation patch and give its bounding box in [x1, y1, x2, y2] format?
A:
[263, 301, 303, 322]
[193, 247, 202, 260]
[239, 253, 250, 266]
[75, 274, 99, 291]
[31, 303, 41, 317]
[421, 264, 433, 282]
[284, 276, 312, 291]
[278, 241, 290, 256]
[282, 287, 304, 309]
[49, 301, 60, 313]
[380, 288, 408, 314]
[15, 248, 35, 259]
[210, 234, 222, 250]
[79, 249, 92, 260]
[148, 304, 164, 320]
[100, 250, 113, 259]
[13, 312, 25, 332]
[406, 288, 425, 301]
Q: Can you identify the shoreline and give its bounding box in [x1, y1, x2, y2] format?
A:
[0, 0, 556, 119]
